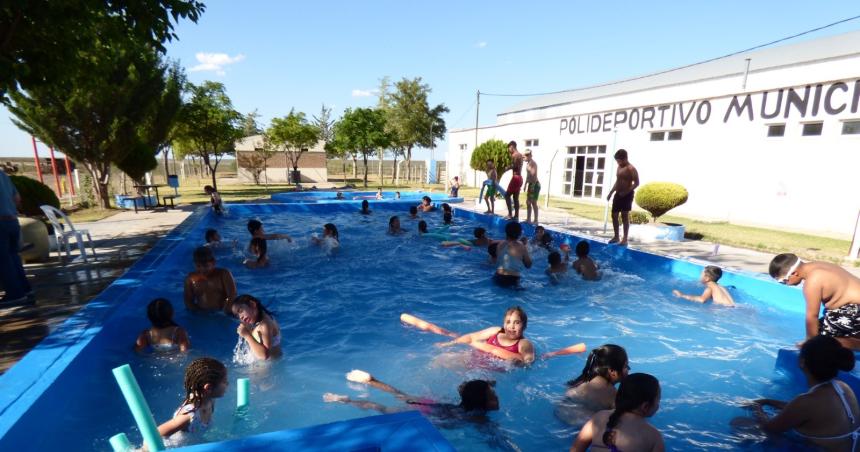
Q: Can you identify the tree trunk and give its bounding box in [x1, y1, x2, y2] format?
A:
[352, 154, 357, 179]
[405, 146, 413, 181]
[377, 150, 383, 184]
[163, 148, 170, 179]
[85, 162, 112, 209]
[341, 160, 346, 183]
[362, 153, 369, 187]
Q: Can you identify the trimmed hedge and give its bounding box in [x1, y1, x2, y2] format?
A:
[10, 175, 60, 216]
[469, 139, 512, 176]
[629, 211, 650, 224]
[635, 182, 688, 222]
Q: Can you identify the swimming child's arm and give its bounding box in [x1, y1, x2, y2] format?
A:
[436, 326, 499, 347]
[237, 323, 272, 360]
[157, 411, 192, 438]
[570, 414, 596, 451]
[802, 280, 824, 339]
[183, 275, 199, 312]
[176, 328, 191, 352]
[468, 339, 533, 364]
[752, 396, 808, 433]
[134, 330, 150, 352]
[264, 233, 293, 242]
[671, 287, 712, 303]
[323, 393, 397, 414]
[346, 370, 415, 401]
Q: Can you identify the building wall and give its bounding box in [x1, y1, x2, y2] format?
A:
[236, 151, 328, 183]
[448, 56, 860, 238]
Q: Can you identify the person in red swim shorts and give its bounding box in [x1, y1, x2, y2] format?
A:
[504, 140, 524, 221]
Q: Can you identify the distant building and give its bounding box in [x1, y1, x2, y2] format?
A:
[235, 135, 328, 184]
[447, 30, 860, 238]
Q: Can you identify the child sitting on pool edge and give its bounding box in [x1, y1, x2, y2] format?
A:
[135, 298, 191, 353]
[672, 265, 735, 306]
[324, 369, 498, 418]
[157, 357, 228, 446]
[572, 241, 600, 281]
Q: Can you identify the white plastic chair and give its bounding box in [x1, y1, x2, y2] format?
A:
[40, 205, 97, 262]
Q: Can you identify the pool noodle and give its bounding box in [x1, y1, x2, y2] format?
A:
[422, 232, 450, 241]
[478, 179, 507, 199]
[237, 378, 250, 409]
[109, 433, 132, 452]
[111, 364, 165, 451]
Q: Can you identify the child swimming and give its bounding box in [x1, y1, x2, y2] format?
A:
[360, 199, 372, 215]
[746, 335, 859, 451]
[572, 373, 664, 452]
[389, 216, 405, 235]
[471, 227, 491, 247]
[311, 223, 340, 248]
[157, 357, 228, 444]
[408, 205, 419, 219]
[135, 298, 190, 353]
[376, 188, 383, 200]
[324, 369, 498, 418]
[557, 345, 629, 425]
[418, 196, 435, 212]
[494, 222, 532, 288]
[572, 241, 600, 281]
[672, 265, 735, 306]
[232, 294, 282, 360]
[531, 225, 552, 249]
[546, 251, 568, 283]
[204, 228, 236, 250]
[184, 247, 237, 314]
[244, 237, 269, 269]
[247, 219, 293, 242]
[443, 211, 453, 225]
[436, 306, 536, 364]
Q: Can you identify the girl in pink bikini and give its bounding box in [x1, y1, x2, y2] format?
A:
[436, 306, 535, 365]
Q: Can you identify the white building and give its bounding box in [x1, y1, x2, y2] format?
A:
[235, 135, 328, 184]
[447, 30, 860, 239]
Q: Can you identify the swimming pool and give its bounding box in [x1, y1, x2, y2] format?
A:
[0, 201, 835, 450]
[271, 190, 460, 204]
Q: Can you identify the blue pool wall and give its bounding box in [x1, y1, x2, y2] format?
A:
[271, 190, 461, 204]
[0, 200, 818, 449]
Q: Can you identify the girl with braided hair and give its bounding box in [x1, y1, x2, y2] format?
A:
[557, 345, 628, 425]
[572, 373, 664, 452]
[157, 357, 228, 442]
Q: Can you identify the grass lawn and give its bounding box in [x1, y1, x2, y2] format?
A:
[65, 206, 122, 223]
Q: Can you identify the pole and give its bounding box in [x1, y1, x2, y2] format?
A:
[31, 136, 44, 183]
[474, 90, 480, 186]
[849, 210, 860, 260]
[62, 151, 76, 196]
[48, 146, 62, 195]
[545, 149, 559, 209]
[603, 130, 618, 234]
[742, 58, 751, 91]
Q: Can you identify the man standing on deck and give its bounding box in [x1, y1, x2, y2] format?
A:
[769, 253, 860, 350]
[606, 149, 639, 246]
[504, 141, 523, 221]
[0, 168, 32, 304]
[523, 149, 540, 225]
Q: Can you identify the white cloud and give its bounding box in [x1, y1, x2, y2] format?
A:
[476, 41, 488, 48]
[189, 52, 246, 75]
[351, 89, 378, 97]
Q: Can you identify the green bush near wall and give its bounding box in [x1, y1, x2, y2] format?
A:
[629, 211, 650, 224]
[10, 175, 60, 216]
[635, 182, 688, 222]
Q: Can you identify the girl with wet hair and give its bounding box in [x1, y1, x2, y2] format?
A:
[556, 345, 628, 424]
[572, 373, 664, 452]
[157, 357, 228, 443]
[244, 237, 268, 269]
[232, 294, 281, 360]
[135, 298, 190, 353]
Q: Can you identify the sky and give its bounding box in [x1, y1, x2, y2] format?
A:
[2, 0, 859, 161]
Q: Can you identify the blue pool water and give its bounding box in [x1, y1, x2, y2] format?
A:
[0, 202, 823, 450]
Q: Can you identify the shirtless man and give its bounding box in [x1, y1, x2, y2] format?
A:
[523, 149, 540, 225]
[484, 159, 498, 214]
[184, 246, 237, 314]
[606, 149, 639, 246]
[504, 141, 524, 221]
[770, 253, 860, 349]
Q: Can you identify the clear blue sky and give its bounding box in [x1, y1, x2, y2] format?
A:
[2, 0, 859, 160]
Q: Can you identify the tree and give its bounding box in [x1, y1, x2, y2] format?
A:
[266, 110, 320, 185]
[312, 104, 335, 143]
[386, 77, 449, 180]
[0, 0, 204, 101]
[8, 38, 179, 208]
[334, 107, 390, 187]
[237, 136, 273, 185]
[173, 81, 243, 191]
[470, 139, 512, 175]
[242, 109, 263, 136]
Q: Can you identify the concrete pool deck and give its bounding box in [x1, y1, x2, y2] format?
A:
[2, 197, 858, 374]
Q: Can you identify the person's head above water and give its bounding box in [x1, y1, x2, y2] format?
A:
[505, 221, 522, 240]
[147, 298, 178, 328]
[443, 212, 452, 225]
[548, 251, 562, 266]
[182, 357, 228, 408]
[418, 220, 428, 233]
[458, 379, 499, 412]
[702, 265, 722, 283]
[534, 226, 552, 246]
[247, 219, 263, 235]
[389, 216, 400, 231]
[231, 293, 273, 324]
[501, 306, 527, 338]
[421, 196, 431, 205]
[474, 227, 486, 239]
[193, 246, 216, 270]
[409, 206, 418, 216]
[769, 253, 802, 285]
[205, 228, 220, 243]
[361, 200, 370, 212]
[323, 223, 339, 241]
[203, 185, 216, 194]
[575, 240, 590, 258]
[568, 344, 629, 387]
[603, 373, 661, 448]
[800, 335, 856, 382]
[441, 203, 451, 213]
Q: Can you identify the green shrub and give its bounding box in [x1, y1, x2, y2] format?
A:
[10, 175, 60, 216]
[634, 182, 688, 222]
[469, 139, 512, 177]
[629, 211, 650, 224]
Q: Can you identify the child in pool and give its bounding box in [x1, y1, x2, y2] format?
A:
[395, 191, 401, 199]
[436, 306, 535, 364]
[441, 203, 452, 214]
[336, 191, 344, 200]
[135, 298, 191, 353]
[376, 188, 383, 200]
[672, 265, 735, 306]
[418, 196, 435, 212]
[244, 237, 269, 269]
[247, 219, 292, 242]
[494, 222, 532, 288]
[324, 369, 498, 418]
[389, 216, 405, 235]
[157, 357, 228, 443]
[408, 205, 419, 219]
[557, 345, 629, 425]
[360, 199, 372, 215]
[184, 247, 237, 314]
[471, 227, 491, 247]
[532, 225, 552, 249]
[572, 373, 664, 452]
[311, 223, 340, 247]
[546, 251, 568, 283]
[443, 211, 453, 225]
[203, 185, 223, 214]
[572, 241, 600, 281]
[232, 294, 282, 360]
[746, 335, 859, 451]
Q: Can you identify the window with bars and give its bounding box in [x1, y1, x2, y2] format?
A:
[562, 145, 607, 199]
